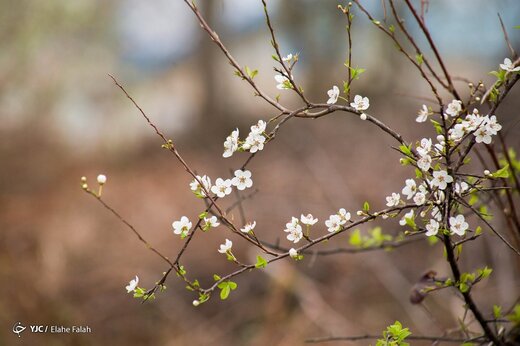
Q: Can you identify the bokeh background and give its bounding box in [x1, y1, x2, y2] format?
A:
[2, 0, 520, 345]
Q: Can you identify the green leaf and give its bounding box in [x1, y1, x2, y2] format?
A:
[399, 144, 412, 157]
[491, 164, 510, 179]
[228, 281, 238, 290]
[343, 80, 350, 95]
[349, 229, 362, 247]
[220, 284, 230, 300]
[459, 282, 469, 293]
[430, 120, 443, 135]
[490, 69, 507, 83]
[363, 201, 370, 212]
[213, 274, 221, 281]
[255, 255, 267, 269]
[415, 54, 423, 66]
[493, 305, 502, 319]
[507, 304, 520, 325]
[348, 66, 366, 80]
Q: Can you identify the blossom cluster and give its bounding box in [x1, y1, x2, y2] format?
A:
[446, 108, 502, 144]
[223, 120, 267, 158]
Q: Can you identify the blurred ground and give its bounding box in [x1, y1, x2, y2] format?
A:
[1, 1, 520, 345]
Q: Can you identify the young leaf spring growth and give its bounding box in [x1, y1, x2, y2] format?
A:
[499, 58, 520, 73]
[126, 276, 139, 293]
[350, 94, 370, 111]
[326, 85, 340, 105]
[232, 170, 253, 190]
[172, 216, 192, 237]
[449, 214, 469, 236]
[240, 221, 256, 233]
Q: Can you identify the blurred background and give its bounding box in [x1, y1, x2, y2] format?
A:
[2, 0, 520, 345]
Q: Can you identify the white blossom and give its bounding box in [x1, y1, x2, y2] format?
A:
[425, 219, 439, 237]
[223, 128, 239, 158]
[338, 208, 351, 223]
[416, 104, 430, 122]
[232, 169, 253, 190]
[448, 124, 465, 142]
[250, 120, 266, 135]
[402, 179, 417, 199]
[485, 115, 502, 135]
[449, 214, 468, 236]
[190, 175, 212, 197]
[417, 138, 432, 157]
[326, 85, 340, 105]
[474, 126, 492, 144]
[218, 239, 233, 253]
[211, 178, 233, 198]
[417, 154, 432, 172]
[455, 181, 469, 195]
[300, 214, 318, 226]
[325, 214, 343, 233]
[386, 192, 400, 207]
[284, 220, 303, 243]
[399, 210, 414, 226]
[350, 95, 370, 111]
[204, 216, 220, 228]
[275, 74, 291, 90]
[499, 58, 520, 73]
[289, 248, 298, 258]
[282, 53, 293, 62]
[240, 221, 256, 233]
[172, 216, 192, 237]
[126, 276, 139, 293]
[445, 99, 462, 118]
[431, 170, 453, 190]
[286, 216, 299, 229]
[359, 113, 367, 121]
[463, 113, 483, 132]
[243, 132, 266, 153]
[413, 192, 426, 206]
